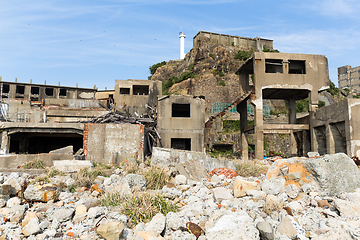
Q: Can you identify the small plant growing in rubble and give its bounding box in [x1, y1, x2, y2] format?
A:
[144, 166, 168, 190]
[47, 169, 65, 178]
[218, 80, 226, 86]
[235, 159, 268, 177]
[22, 158, 45, 169]
[101, 192, 178, 227]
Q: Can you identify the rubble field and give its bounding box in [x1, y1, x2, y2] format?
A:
[0, 153, 359, 239]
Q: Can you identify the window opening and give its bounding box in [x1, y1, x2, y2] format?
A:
[31, 87, 39, 95]
[45, 88, 54, 96]
[133, 85, 149, 95]
[265, 59, 283, 73]
[171, 138, 191, 150]
[120, 88, 130, 95]
[59, 88, 67, 96]
[289, 60, 306, 74]
[172, 103, 190, 117]
[2, 84, 9, 93]
[16, 85, 25, 94]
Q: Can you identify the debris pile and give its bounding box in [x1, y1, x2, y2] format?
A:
[0, 153, 358, 239]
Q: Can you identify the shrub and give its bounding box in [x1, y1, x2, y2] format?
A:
[263, 46, 279, 52]
[70, 168, 93, 189]
[149, 61, 166, 75]
[327, 81, 339, 96]
[296, 98, 309, 113]
[218, 80, 226, 86]
[188, 62, 195, 71]
[235, 160, 267, 177]
[318, 100, 325, 108]
[209, 53, 215, 59]
[144, 166, 168, 190]
[234, 48, 254, 61]
[23, 159, 45, 169]
[223, 120, 240, 133]
[218, 71, 225, 77]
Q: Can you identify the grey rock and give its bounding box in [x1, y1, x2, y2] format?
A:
[121, 174, 146, 190]
[305, 153, 360, 196]
[256, 221, 274, 240]
[162, 186, 182, 200]
[39, 220, 50, 230]
[285, 184, 300, 199]
[51, 208, 74, 222]
[87, 206, 107, 219]
[287, 172, 302, 181]
[144, 213, 166, 236]
[261, 177, 285, 195]
[206, 211, 259, 240]
[213, 187, 234, 203]
[22, 218, 40, 236]
[24, 183, 60, 202]
[307, 152, 320, 158]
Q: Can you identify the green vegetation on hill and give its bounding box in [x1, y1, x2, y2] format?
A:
[234, 48, 254, 61]
[149, 61, 166, 79]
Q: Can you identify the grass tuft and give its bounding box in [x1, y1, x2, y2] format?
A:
[101, 192, 178, 227]
[236, 159, 268, 177]
[144, 166, 168, 190]
[22, 158, 46, 169]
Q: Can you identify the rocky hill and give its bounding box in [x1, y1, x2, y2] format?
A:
[151, 40, 251, 111]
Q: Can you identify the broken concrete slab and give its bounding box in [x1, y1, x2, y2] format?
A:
[151, 147, 237, 173]
[53, 160, 94, 173]
[49, 146, 73, 155]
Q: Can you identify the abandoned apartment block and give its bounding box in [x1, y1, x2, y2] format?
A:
[338, 65, 360, 93]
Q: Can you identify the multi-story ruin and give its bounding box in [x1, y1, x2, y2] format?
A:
[338, 65, 360, 93]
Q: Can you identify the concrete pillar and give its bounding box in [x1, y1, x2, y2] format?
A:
[1, 131, 9, 154]
[254, 91, 264, 160]
[327, 124, 335, 154]
[290, 131, 298, 156]
[288, 98, 296, 124]
[9, 84, 16, 99]
[239, 101, 248, 160]
[309, 91, 319, 152]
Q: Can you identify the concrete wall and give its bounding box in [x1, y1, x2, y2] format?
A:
[0, 80, 96, 100]
[114, 79, 161, 115]
[157, 95, 205, 152]
[0, 153, 74, 169]
[314, 98, 360, 158]
[84, 123, 144, 165]
[193, 31, 273, 51]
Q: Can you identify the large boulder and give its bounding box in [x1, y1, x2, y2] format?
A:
[266, 153, 360, 196]
[24, 183, 60, 202]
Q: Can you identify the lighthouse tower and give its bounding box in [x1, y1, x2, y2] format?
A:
[179, 32, 186, 59]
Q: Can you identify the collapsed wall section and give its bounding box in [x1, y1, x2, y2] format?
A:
[83, 123, 144, 165]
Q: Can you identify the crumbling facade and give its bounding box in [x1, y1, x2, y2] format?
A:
[237, 52, 330, 160]
[338, 65, 360, 93]
[114, 79, 161, 115]
[193, 31, 273, 51]
[157, 95, 205, 152]
[313, 98, 360, 157]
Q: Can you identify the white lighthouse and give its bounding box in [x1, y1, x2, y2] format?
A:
[179, 32, 186, 60]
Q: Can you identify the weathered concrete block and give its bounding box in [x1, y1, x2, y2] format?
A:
[24, 183, 60, 202]
[53, 160, 93, 173]
[49, 145, 73, 155]
[233, 178, 259, 198]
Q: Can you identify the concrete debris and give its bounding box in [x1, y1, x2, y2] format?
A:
[0, 153, 356, 239]
[52, 160, 94, 173]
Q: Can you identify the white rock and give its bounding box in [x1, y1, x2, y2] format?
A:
[213, 187, 233, 203]
[22, 218, 40, 236]
[87, 206, 107, 219]
[144, 213, 166, 236]
[261, 178, 285, 195]
[6, 197, 21, 208]
[174, 175, 187, 185]
[285, 184, 300, 199]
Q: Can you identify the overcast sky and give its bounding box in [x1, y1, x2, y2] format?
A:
[1, 0, 359, 90]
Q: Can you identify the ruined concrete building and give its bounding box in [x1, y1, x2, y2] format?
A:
[338, 65, 360, 93]
[193, 31, 273, 51]
[236, 52, 330, 160]
[114, 79, 162, 115]
[157, 95, 205, 152]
